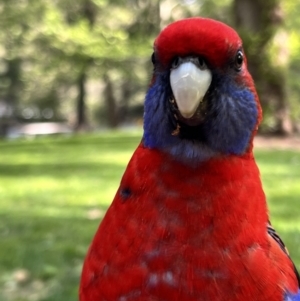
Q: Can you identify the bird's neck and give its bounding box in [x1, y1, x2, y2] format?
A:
[123, 143, 268, 249]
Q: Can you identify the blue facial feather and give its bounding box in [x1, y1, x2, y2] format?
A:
[143, 72, 217, 162]
[204, 73, 257, 155]
[143, 70, 257, 162]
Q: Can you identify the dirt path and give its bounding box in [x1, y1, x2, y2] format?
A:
[254, 135, 300, 150]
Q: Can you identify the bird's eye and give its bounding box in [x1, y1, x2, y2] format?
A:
[171, 57, 181, 69]
[151, 52, 156, 65]
[196, 57, 207, 70]
[234, 50, 244, 71]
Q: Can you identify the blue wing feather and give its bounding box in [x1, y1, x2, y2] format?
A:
[285, 290, 300, 301]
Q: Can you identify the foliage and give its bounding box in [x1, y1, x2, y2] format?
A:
[0, 0, 238, 128]
[283, 0, 300, 122]
[0, 132, 300, 300]
[0, 0, 155, 125]
[0, 0, 299, 129]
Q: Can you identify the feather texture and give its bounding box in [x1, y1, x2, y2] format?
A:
[79, 17, 299, 301]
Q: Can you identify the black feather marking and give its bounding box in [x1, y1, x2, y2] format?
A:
[120, 187, 132, 202]
[267, 220, 300, 287]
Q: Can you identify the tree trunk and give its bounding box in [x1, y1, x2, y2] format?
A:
[103, 74, 118, 128]
[74, 0, 97, 131]
[75, 70, 88, 131]
[0, 58, 21, 137]
[233, 0, 292, 135]
[119, 79, 133, 124]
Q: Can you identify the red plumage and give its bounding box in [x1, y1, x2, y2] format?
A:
[155, 18, 241, 69]
[79, 17, 299, 300]
[80, 146, 298, 300]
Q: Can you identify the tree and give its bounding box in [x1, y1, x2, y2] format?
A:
[32, 0, 156, 129]
[1, 0, 297, 134]
[0, 0, 45, 135]
[233, 0, 292, 134]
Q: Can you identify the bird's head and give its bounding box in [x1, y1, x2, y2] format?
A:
[143, 17, 262, 162]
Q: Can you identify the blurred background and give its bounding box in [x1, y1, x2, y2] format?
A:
[0, 0, 299, 135]
[0, 0, 299, 300]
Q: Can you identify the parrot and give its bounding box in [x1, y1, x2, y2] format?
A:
[79, 17, 300, 301]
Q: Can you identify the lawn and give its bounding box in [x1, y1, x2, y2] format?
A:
[0, 131, 299, 301]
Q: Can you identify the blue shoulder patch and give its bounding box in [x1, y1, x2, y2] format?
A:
[285, 290, 300, 301]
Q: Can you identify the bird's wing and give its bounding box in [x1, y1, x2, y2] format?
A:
[267, 220, 300, 288]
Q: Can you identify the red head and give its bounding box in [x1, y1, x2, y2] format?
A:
[155, 18, 245, 70]
[144, 18, 262, 161]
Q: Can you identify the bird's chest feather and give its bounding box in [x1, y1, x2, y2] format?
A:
[80, 145, 295, 301]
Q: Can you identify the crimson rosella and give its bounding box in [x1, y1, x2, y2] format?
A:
[79, 17, 300, 301]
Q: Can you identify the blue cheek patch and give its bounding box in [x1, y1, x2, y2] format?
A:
[204, 75, 258, 155]
[143, 72, 217, 162]
[143, 72, 176, 149]
[143, 71, 258, 161]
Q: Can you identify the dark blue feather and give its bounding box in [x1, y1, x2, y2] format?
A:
[285, 290, 300, 301]
[143, 70, 257, 162]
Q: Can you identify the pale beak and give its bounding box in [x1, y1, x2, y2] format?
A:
[170, 61, 212, 118]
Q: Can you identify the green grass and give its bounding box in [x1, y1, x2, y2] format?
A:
[254, 149, 300, 267]
[0, 131, 299, 300]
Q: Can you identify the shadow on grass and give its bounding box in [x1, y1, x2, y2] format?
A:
[0, 212, 105, 301]
[0, 161, 126, 179]
[0, 133, 141, 151]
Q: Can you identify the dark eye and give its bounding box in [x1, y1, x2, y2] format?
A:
[171, 57, 181, 69]
[151, 52, 156, 65]
[196, 57, 207, 70]
[234, 50, 244, 71]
